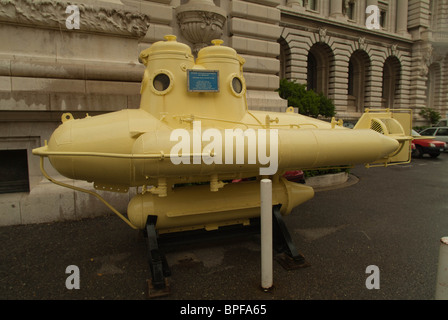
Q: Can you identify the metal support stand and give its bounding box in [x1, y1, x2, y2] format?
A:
[142, 205, 308, 297]
[145, 215, 171, 298]
[272, 205, 310, 270]
[260, 179, 273, 291]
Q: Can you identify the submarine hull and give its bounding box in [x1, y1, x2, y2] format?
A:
[127, 177, 314, 232]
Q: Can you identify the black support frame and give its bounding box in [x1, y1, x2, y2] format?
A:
[144, 204, 309, 298]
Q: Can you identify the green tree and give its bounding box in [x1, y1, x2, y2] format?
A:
[419, 107, 441, 125]
[277, 79, 335, 118]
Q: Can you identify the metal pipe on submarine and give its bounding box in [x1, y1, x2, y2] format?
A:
[33, 35, 413, 234]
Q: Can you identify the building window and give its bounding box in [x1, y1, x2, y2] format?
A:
[0, 149, 30, 194]
[293, 0, 317, 10]
[307, 43, 334, 96]
[348, 50, 371, 112]
[307, 52, 317, 91]
[345, 0, 355, 20]
[382, 56, 401, 109]
[379, 10, 387, 28]
[278, 38, 291, 80]
[348, 61, 354, 96]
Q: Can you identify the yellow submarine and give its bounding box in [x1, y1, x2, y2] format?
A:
[32, 35, 414, 293]
[33, 35, 412, 235]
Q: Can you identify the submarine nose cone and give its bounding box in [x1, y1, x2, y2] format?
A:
[378, 134, 400, 158]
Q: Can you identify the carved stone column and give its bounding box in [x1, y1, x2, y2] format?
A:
[287, 0, 304, 10]
[330, 0, 344, 19]
[175, 0, 227, 56]
[396, 0, 409, 35]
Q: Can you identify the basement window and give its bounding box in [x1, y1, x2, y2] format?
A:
[0, 149, 30, 194]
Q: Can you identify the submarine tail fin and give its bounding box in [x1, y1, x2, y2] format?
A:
[353, 108, 413, 167]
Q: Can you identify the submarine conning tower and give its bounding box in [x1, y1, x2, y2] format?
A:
[138, 35, 247, 128]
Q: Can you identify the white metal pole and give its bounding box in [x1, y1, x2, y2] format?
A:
[260, 178, 273, 291]
[435, 237, 448, 300]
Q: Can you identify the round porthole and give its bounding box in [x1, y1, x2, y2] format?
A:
[150, 71, 173, 95]
[153, 73, 171, 92]
[230, 75, 245, 97]
[232, 77, 243, 93]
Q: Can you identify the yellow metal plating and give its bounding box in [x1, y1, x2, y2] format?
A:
[33, 35, 412, 231]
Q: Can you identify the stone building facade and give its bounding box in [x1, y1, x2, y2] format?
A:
[279, 0, 448, 123]
[0, 0, 446, 226]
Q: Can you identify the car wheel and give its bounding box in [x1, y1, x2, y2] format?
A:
[430, 153, 440, 158]
[413, 145, 424, 158]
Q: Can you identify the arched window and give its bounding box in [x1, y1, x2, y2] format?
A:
[382, 56, 401, 109]
[307, 52, 317, 91]
[307, 43, 334, 96]
[278, 38, 291, 80]
[348, 50, 371, 112]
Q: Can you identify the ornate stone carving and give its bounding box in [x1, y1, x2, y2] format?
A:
[423, 45, 434, 65]
[431, 46, 445, 64]
[358, 37, 366, 50]
[318, 27, 327, 43]
[390, 44, 398, 57]
[0, 0, 150, 38]
[175, 0, 227, 55]
[419, 44, 434, 77]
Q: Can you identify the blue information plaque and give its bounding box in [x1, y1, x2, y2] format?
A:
[187, 70, 219, 92]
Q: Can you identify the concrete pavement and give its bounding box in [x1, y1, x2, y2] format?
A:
[1, 152, 447, 301]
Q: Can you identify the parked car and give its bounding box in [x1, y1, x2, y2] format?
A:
[283, 170, 305, 184]
[418, 127, 448, 145]
[434, 119, 447, 127]
[411, 129, 446, 158]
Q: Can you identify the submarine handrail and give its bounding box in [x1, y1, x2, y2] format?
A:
[177, 115, 251, 129]
[246, 110, 264, 127]
[177, 113, 319, 129]
[38, 156, 139, 230]
[268, 123, 318, 129]
[33, 147, 212, 160]
[365, 158, 411, 168]
[364, 108, 412, 113]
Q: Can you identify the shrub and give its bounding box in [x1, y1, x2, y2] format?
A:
[303, 167, 350, 178]
[419, 107, 441, 126]
[277, 79, 336, 118]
